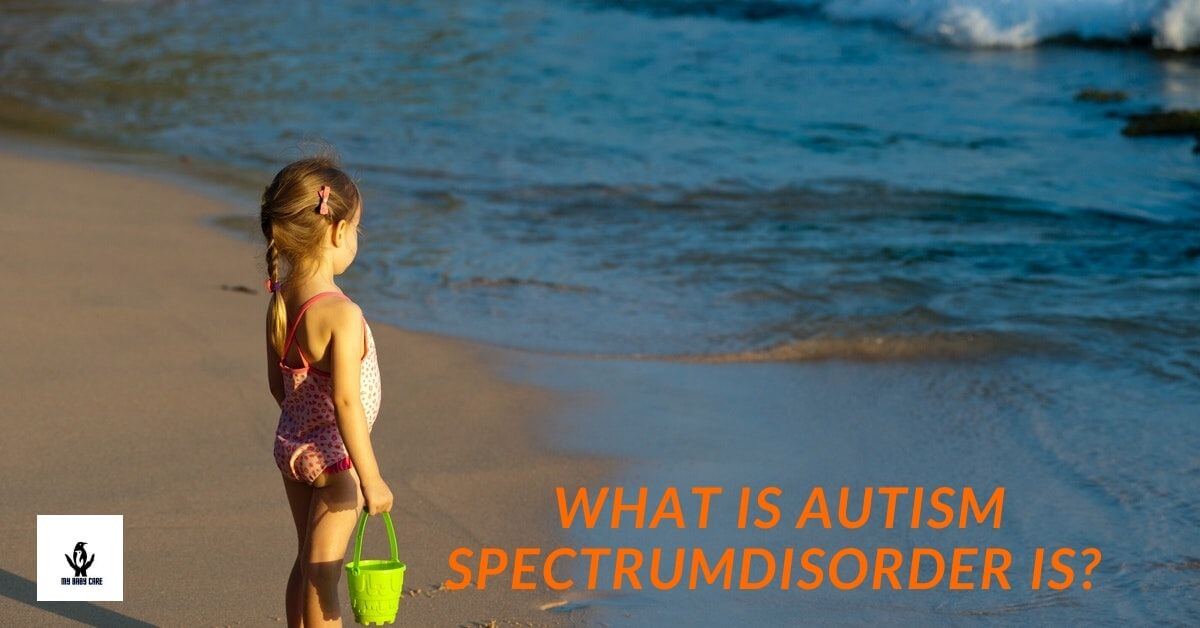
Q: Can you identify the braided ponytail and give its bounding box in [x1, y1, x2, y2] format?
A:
[265, 237, 287, 356]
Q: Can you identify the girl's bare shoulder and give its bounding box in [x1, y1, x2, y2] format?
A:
[306, 295, 363, 334]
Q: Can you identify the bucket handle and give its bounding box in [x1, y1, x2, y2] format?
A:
[350, 509, 399, 574]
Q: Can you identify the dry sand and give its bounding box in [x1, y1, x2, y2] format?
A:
[0, 145, 613, 627]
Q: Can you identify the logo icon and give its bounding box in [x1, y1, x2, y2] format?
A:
[37, 515, 123, 601]
[65, 541, 96, 577]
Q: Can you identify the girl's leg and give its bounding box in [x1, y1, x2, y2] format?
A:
[282, 472, 314, 628]
[302, 466, 364, 627]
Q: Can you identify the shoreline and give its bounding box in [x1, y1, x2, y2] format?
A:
[0, 138, 615, 626]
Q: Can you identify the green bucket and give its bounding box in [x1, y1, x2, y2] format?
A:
[344, 510, 406, 626]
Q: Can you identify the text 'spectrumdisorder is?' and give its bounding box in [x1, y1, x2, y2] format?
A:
[445, 486, 1104, 592]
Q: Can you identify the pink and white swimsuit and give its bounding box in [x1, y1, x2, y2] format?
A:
[273, 291, 382, 485]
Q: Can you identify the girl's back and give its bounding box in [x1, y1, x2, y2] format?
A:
[273, 290, 381, 485]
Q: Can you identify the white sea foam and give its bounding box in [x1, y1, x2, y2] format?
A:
[792, 0, 1200, 50]
[1155, 0, 1200, 48]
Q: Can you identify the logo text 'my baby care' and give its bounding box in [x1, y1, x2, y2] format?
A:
[37, 515, 123, 601]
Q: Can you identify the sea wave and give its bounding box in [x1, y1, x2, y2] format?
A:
[445, 274, 596, 293]
[599, 0, 1200, 50]
[670, 331, 1038, 363]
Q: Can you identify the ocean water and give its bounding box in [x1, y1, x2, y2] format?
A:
[1, 1, 1198, 624]
[510, 353, 1200, 625]
[1, 0, 1198, 375]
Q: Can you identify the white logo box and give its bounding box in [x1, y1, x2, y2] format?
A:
[37, 515, 124, 601]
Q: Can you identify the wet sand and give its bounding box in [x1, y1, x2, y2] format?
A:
[0, 143, 612, 627]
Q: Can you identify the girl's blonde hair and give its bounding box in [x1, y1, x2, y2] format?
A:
[260, 155, 361, 356]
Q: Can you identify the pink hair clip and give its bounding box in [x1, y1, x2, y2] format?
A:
[316, 185, 331, 216]
[264, 278, 281, 293]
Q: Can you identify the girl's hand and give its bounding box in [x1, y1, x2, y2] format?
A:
[361, 477, 394, 515]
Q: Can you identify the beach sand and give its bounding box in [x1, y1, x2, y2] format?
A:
[0, 144, 611, 626]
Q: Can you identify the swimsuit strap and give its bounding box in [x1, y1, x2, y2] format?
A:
[280, 291, 350, 367]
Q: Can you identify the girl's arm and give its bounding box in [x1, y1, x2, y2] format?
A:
[266, 309, 285, 408]
[328, 301, 392, 512]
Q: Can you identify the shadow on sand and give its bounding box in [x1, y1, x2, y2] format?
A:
[0, 567, 154, 627]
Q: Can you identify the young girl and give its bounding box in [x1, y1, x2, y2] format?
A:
[260, 155, 394, 627]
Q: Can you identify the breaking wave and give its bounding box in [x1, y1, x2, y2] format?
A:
[600, 0, 1200, 50]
